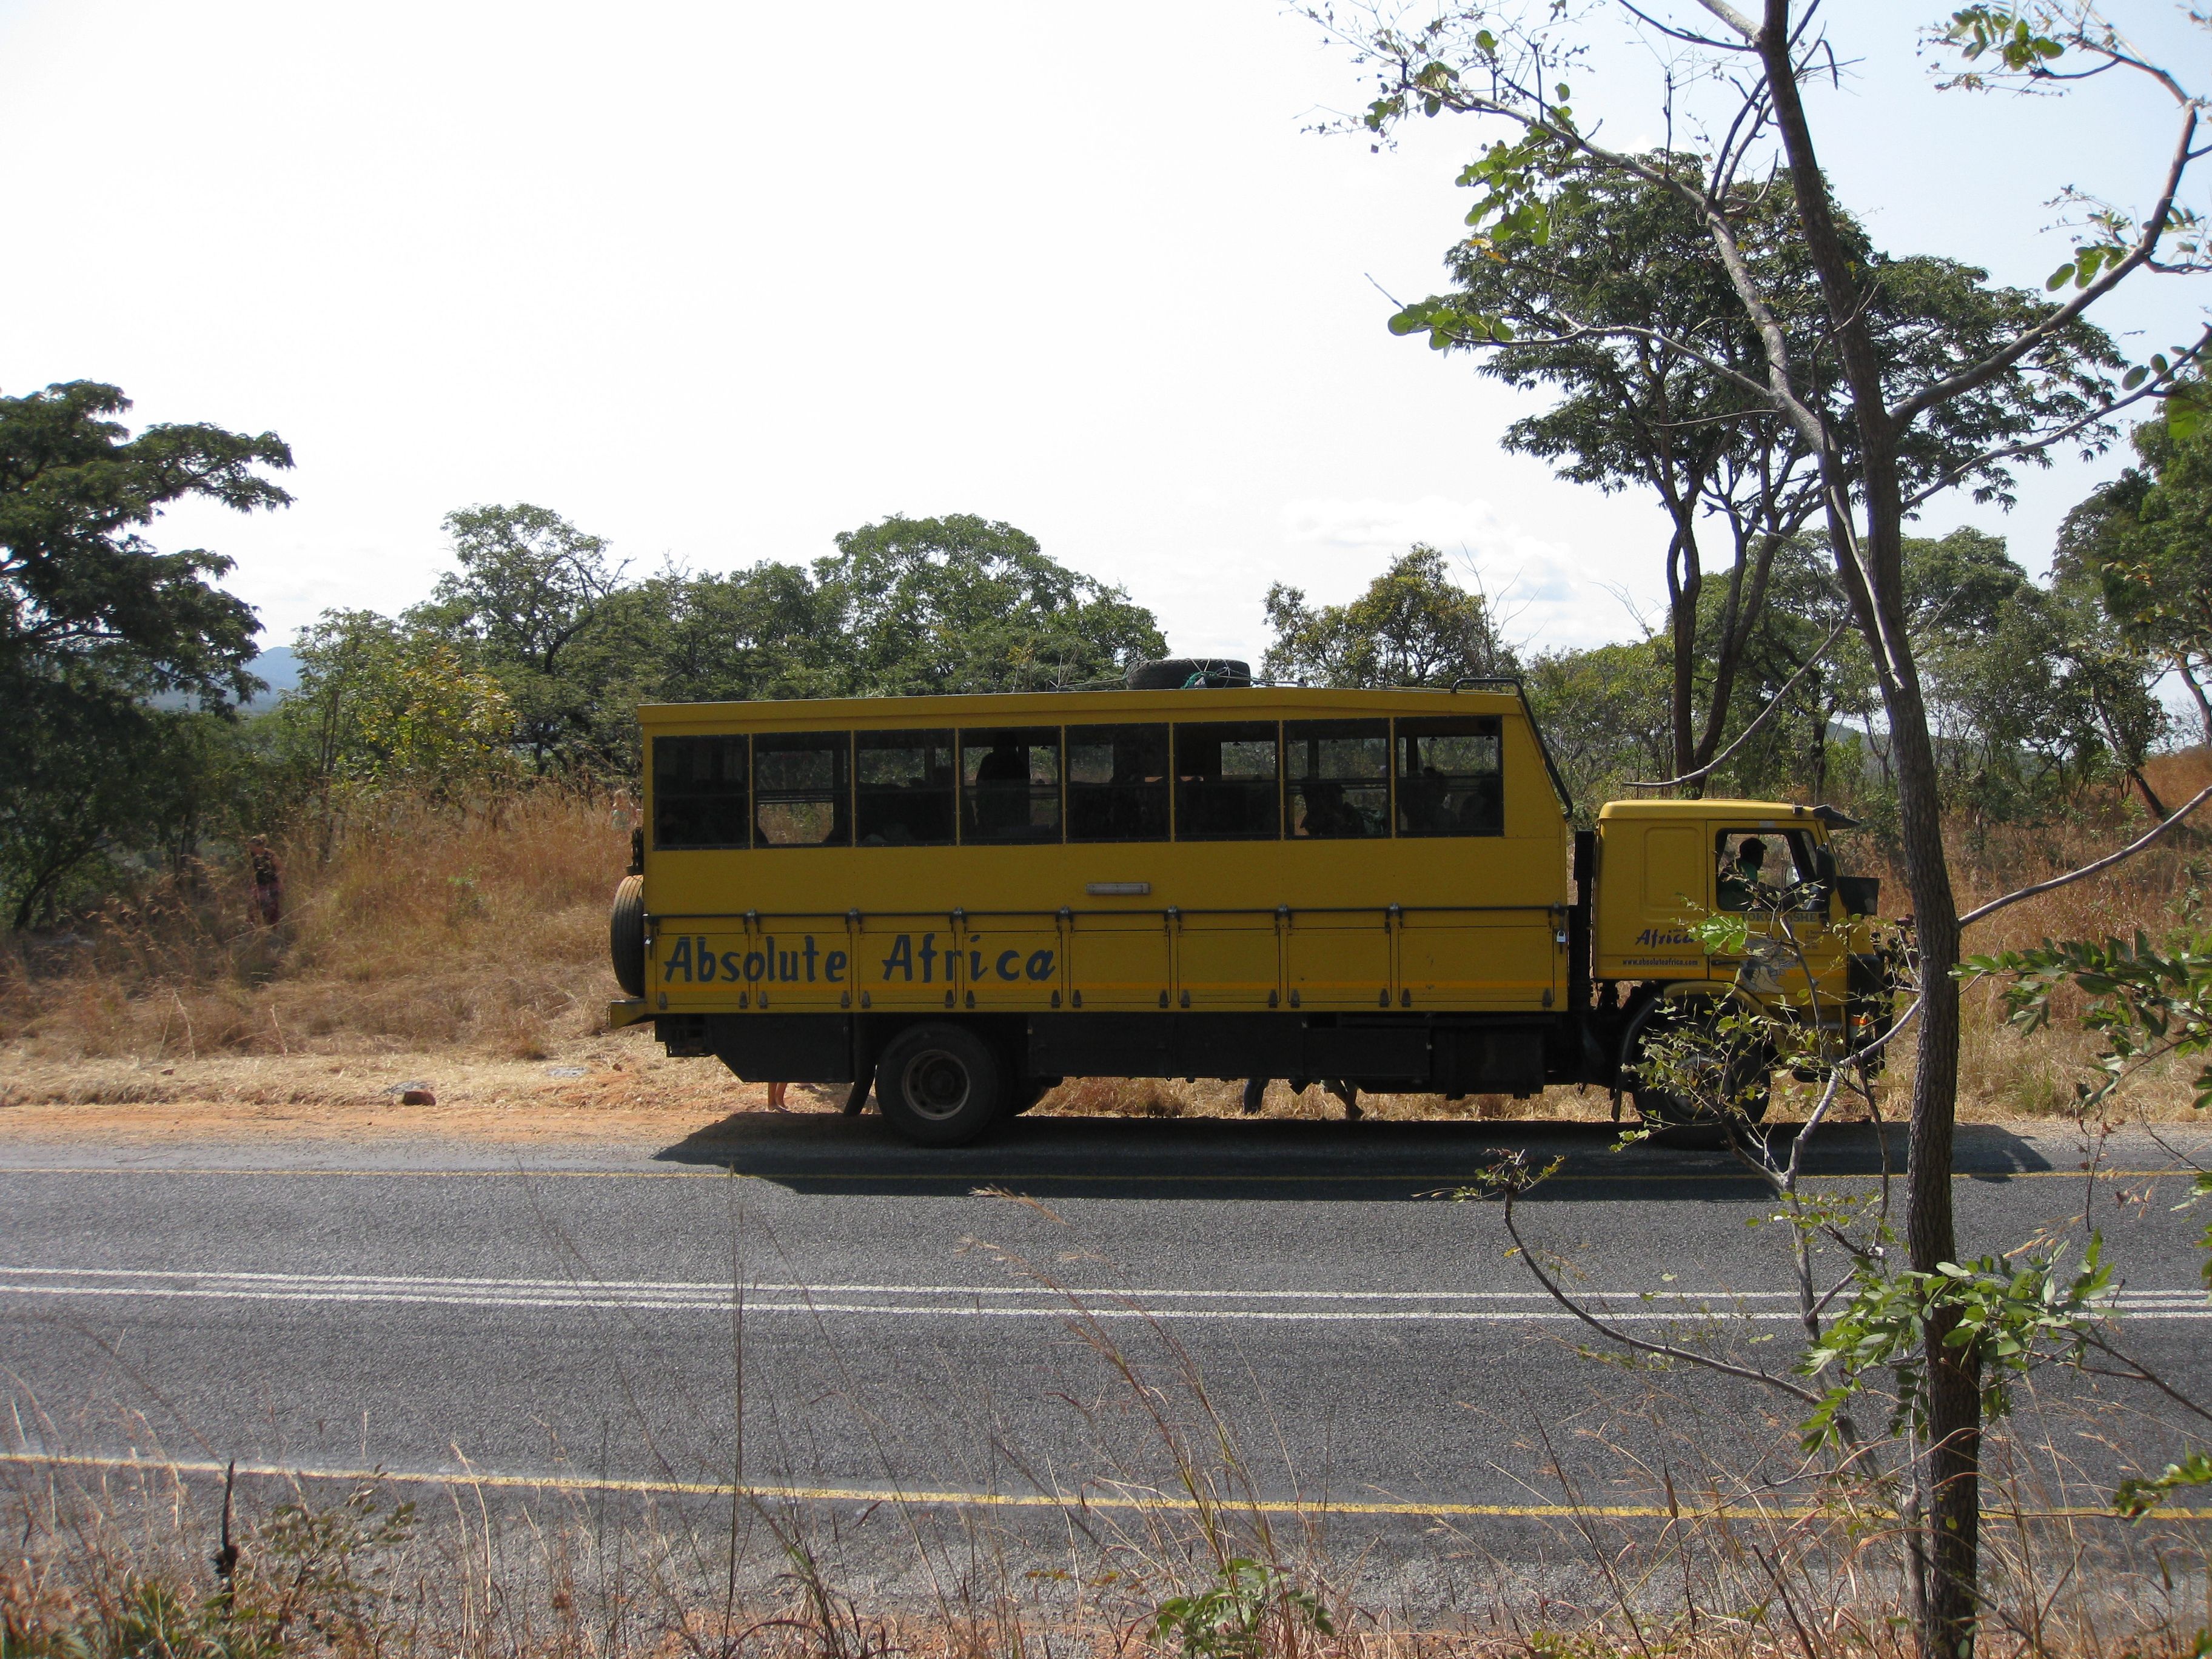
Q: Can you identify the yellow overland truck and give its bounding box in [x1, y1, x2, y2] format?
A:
[606, 671, 1886, 1145]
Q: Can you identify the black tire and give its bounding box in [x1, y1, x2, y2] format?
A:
[875, 1024, 1005, 1147]
[1626, 998, 1771, 1127]
[609, 876, 646, 997]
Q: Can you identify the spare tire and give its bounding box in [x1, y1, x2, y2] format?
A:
[609, 875, 646, 996]
[1127, 657, 1253, 690]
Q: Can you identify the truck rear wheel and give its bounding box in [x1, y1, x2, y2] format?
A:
[875, 1024, 1005, 1146]
[609, 876, 645, 997]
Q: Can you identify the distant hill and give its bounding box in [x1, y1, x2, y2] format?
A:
[147, 646, 299, 712]
[247, 646, 299, 700]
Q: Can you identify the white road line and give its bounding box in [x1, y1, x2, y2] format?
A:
[0, 1270, 2202, 1322]
[0, 1265, 1807, 1301]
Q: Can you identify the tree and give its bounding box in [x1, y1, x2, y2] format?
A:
[276, 611, 517, 809]
[418, 503, 628, 774]
[818, 514, 1165, 695]
[1521, 638, 1671, 808]
[1262, 543, 1514, 688]
[0, 381, 292, 930]
[1424, 164, 1815, 789]
[1406, 161, 2120, 793]
[638, 561, 851, 705]
[1327, 7, 2207, 1647]
[2060, 394, 2212, 745]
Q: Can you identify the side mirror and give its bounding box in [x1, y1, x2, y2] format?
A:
[1837, 875, 1880, 917]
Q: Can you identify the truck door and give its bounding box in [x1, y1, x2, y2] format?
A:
[1594, 821, 1711, 980]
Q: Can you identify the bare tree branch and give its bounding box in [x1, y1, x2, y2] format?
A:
[1692, 0, 1763, 42]
[1892, 104, 2200, 427]
[1493, 1169, 1827, 1404]
[1959, 782, 2212, 931]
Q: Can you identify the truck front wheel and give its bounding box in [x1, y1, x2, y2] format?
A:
[1626, 997, 1771, 1128]
[875, 1024, 1005, 1147]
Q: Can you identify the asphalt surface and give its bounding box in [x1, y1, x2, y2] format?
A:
[2, 1113, 2208, 1595]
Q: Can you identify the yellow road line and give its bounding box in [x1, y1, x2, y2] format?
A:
[4, 1450, 2206, 1522]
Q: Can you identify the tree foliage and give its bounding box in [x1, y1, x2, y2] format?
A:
[0, 382, 292, 927]
[1397, 153, 2122, 791]
[1261, 544, 1513, 688]
[819, 513, 1164, 695]
[276, 611, 517, 802]
[2061, 395, 2212, 743]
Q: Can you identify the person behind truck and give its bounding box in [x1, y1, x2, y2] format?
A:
[247, 836, 283, 927]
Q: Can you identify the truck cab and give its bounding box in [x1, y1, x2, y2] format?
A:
[1592, 799, 1884, 1104]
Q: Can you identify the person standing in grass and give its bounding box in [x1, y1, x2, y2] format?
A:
[246, 836, 283, 927]
[766, 1081, 788, 1110]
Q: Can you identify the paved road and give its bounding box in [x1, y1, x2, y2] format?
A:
[2, 1114, 2207, 1563]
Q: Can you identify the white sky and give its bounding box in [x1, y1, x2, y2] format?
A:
[0, 1, 2201, 666]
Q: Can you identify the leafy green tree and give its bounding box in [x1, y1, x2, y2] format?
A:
[1404, 161, 2120, 793]
[1424, 163, 1815, 788]
[0, 381, 291, 929]
[1521, 638, 1671, 809]
[817, 514, 1164, 694]
[638, 561, 851, 705]
[276, 611, 517, 808]
[2060, 394, 2212, 745]
[415, 503, 628, 774]
[1261, 544, 1513, 688]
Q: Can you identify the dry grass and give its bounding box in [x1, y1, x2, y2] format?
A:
[7, 766, 2212, 1127]
[1888, 746, 2212, 1123]
[0, 790, 629, 1067]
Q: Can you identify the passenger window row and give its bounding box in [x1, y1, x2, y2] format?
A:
[653, 719, 1503, 850]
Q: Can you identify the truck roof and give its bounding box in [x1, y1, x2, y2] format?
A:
[633, 685, 1527, 725]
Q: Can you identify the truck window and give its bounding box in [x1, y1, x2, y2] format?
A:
[1285, 720, 1388, 839]
[1175, 722, 1280, 840]
[1715, 830, 1820, 910]
[1396, 717, 1502, 837]
[652, 735, 749, 850]
[856, 729, 955, 846]
[961, 727, 1062, 844]
[1067, 723, 1169, 842]
[754, 732, 852, 848]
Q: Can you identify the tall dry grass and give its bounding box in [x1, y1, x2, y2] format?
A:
[1882, 746, 2212, 1122]
[0, 789, 632, 1065]
[6, 762, 2212, 1121]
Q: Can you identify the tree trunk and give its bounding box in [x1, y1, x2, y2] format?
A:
[2176, 656, 2212, 749]
[1757, 7, 1974, 1652]
[1690, 526, 1786, 780]
[1666, 517, 1704, 794]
